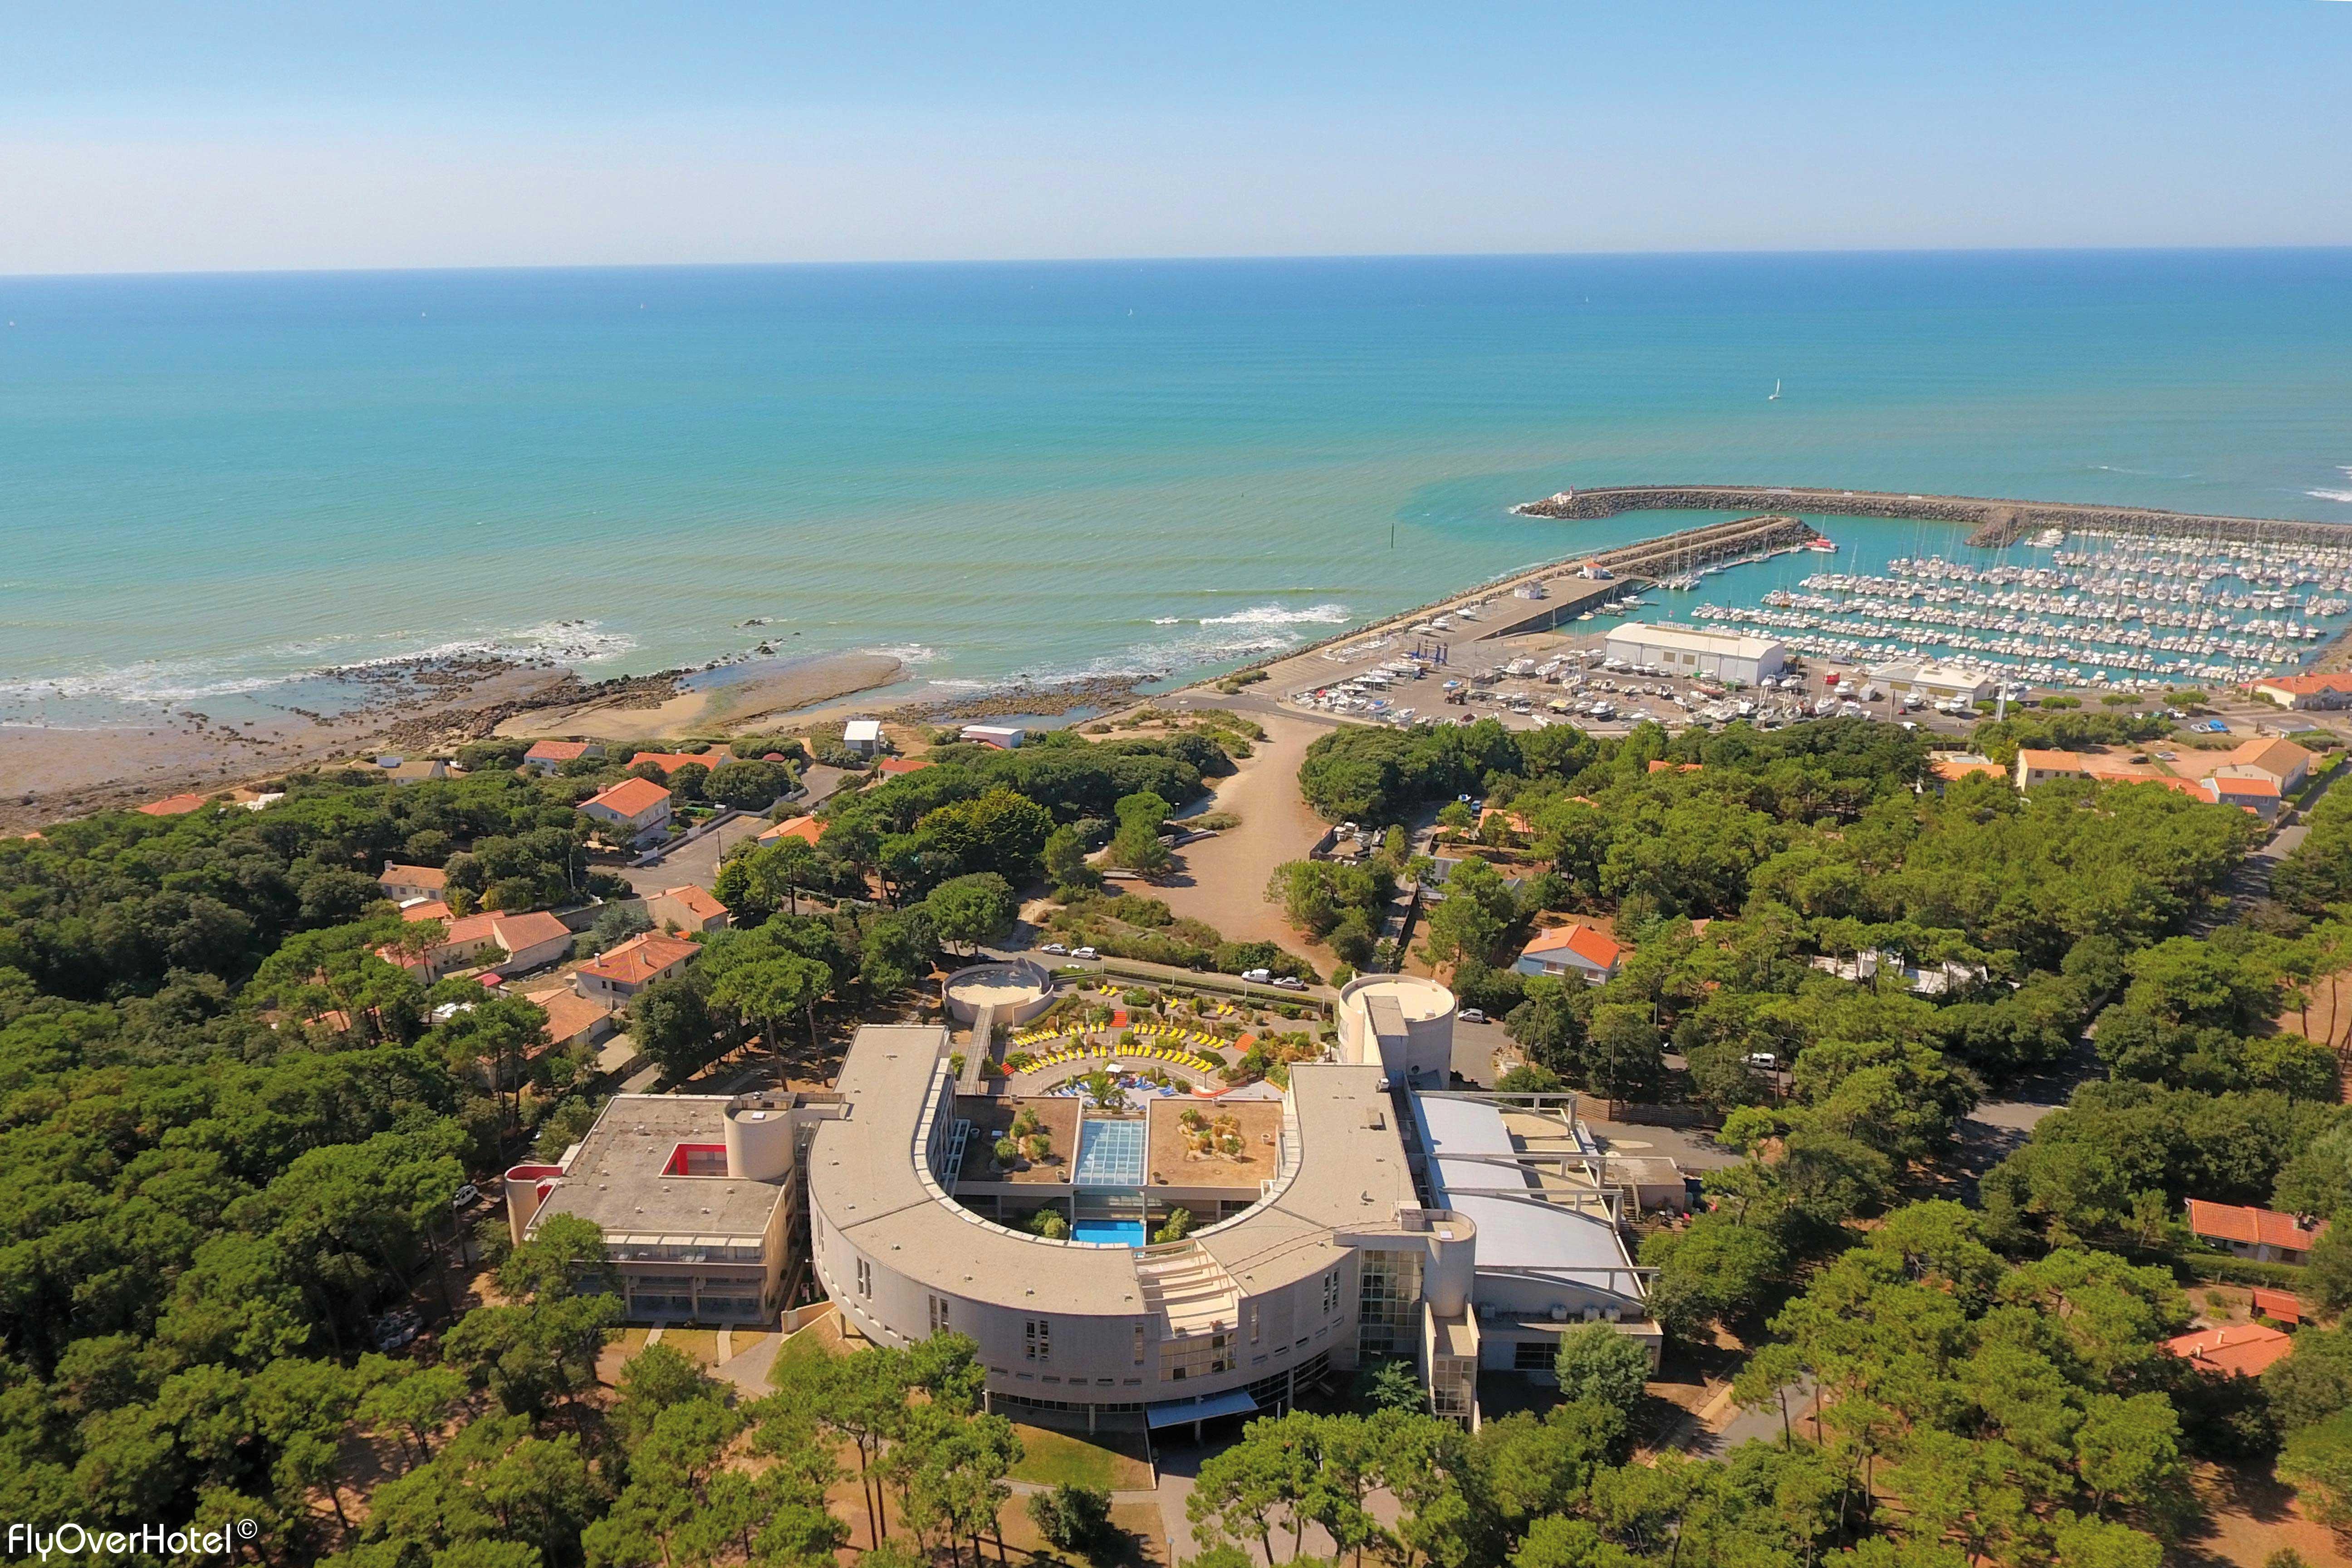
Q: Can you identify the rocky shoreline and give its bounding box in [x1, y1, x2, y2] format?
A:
[884, 676, 1145, 725]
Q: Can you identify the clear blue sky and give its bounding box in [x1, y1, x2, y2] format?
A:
[5, 1, 2348, 273]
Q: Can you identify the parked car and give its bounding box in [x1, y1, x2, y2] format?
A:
[1039, 942, 1069, 956]
[1272, 976, 1307, 991]
[372, 1308, 422, 1352]
[1745, 1052, 1779, 1069]
[451, 1183, 480, 1211]
[1459, 1007, 1487, 1024]
[1241, 967, 1273, 983]
[1072, 946, 1099, 961]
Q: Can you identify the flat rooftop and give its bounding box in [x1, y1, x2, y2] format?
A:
[1606, 622, 1784, 660]
[534, 1094, 786, 1242]
[1410, 1093, 1636, 1287]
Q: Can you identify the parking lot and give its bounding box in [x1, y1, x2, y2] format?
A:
[1279, 613, 1992, 740]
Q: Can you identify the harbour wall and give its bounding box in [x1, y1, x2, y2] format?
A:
[1219, 514, 1823, 678]
[1513, 485, 2352, 549]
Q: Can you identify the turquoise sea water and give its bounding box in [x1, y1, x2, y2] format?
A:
[3, 251, 2349, 725]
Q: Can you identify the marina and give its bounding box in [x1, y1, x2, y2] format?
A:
[1685, 530, 2352, 691]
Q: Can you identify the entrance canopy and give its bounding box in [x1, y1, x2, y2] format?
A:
[1146, 1388, 1257, 1429]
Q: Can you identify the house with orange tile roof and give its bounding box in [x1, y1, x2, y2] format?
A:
[648, 883, 731, 934]
[2254, 673, 2352, 711]
[875, 756, 934, 777]
[2163, 1322, 2294, 1378]
[1513, 923, 1625, 985]
[2203, 774, 2283, 821]
[625, 748, 732, 778]
[2191, 736, 2316, 794]
[523, 739, 604, 775]
[135, 793, 210, 816]
[1645, 760, 1702, 775]
[574, 931, 702, 1004]
[400, 899, 453, 923]
[379, 908, 576, 983]
[2186, 1199, 2326, 1264]
[758, 813, 823, 846]
[1928, 754, 2006, 787]
[578, 777, 672, 844]
[377, 862, 448, 902]
[2013, 749, 2087, 789]
[522, 987, 619, 1056]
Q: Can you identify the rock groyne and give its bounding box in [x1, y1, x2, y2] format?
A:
[1513, 485, 2352, 549]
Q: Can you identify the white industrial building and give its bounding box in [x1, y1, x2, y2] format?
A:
[1603, 623, 1785, 686]
[1865, 660, 1998, 705]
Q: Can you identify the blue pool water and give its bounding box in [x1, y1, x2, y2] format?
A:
[1072, 1220, 1147, 1247]
[1073, 1119, 1147, 1187]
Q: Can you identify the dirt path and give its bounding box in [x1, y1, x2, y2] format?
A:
[1150, 711, 1338, 962]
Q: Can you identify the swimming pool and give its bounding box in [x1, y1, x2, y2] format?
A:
[1073, 1119, 1146, 1187]
[1071, 1220, 1147, 1247]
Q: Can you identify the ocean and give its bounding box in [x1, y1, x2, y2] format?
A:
[3, 250, 2349, 726]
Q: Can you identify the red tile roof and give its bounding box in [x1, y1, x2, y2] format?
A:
[583, 777, 671, 818]
[400, 900, 453, 923]
[627, 750, 729, 776]
[2258, 673, 2352, 696]
[2163, 1322, 2293, 1377]
[136, 793, 209, 816]
[876, 757, 934, 776]
[658, 884, 728, 922]
[490, 911, 573, 953]
[2186, 1199, 2324, 1253]
[759, 813, 823, 845]
[1521, 923, 1625, 971]
[2207, 776, 2282, 799]
[2253, 1287, 2307, 1324]
[1931, 756, 2006, 782]
[525, 740, 596, 762]
[1646, 760, 1702, 774]
[378, 862, 447, 890]
[578, 931, 702, 987]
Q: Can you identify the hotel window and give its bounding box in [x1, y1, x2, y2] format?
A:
[929, 1295, 951, 1336]
[1321, 1269, 1342, 1317]
[1025, 1318, 1051, 1363]
[856, 1259, 872, 1298]
[1133, 1324, 1147, 1365]
[1248, 1302, 1260, 1343]
[1357, 1250, 1421, 1359]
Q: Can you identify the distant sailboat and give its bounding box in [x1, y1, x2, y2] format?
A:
[1768, 379, 1782, 402]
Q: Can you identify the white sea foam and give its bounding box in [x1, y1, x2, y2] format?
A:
[1150, 617, 1181, 626]
[0, 620, 637, 708]
[861, 643, 944, 666]
[2309, 489, 2352, 505]
[1195, 602, 1351, 627]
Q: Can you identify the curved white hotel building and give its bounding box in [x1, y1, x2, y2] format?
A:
[806, 1004, 1661, 1433]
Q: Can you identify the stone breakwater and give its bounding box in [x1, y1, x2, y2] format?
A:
[1514, 485, 2352, 549]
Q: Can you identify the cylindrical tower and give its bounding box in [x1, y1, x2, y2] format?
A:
[725, 1093, 795, 1181]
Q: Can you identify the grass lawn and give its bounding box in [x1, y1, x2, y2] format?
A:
[1008, 1424, 1154, 1491]
[658, 1328, 723, 1365]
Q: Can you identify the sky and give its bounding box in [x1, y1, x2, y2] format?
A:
[3, 1, 2350, 274]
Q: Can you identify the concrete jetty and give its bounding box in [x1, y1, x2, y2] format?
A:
[1224, 514, 1825, 678]
[1513, 484, 2352, 549]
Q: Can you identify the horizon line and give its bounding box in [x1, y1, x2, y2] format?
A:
[5, 241, 2352, 286]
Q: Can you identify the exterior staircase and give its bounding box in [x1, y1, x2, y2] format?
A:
[1134, 1243, 1240, 1337]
